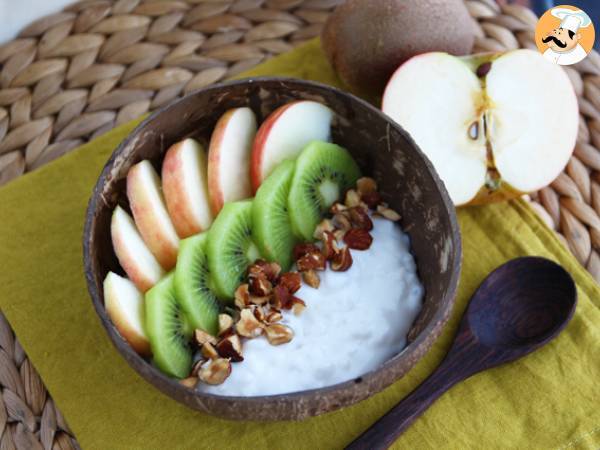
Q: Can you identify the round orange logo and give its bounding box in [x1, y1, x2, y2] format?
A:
[535, 5, 595, 66]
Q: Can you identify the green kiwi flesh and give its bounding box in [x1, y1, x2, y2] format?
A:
[145, 273, 193, 379]
[288, 141, 361, 240]
[252, 159, 297, 270]
[174, 232, 220, 336]
[207, 200, 262, 299]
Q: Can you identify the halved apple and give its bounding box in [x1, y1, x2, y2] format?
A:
[162, 138, 213, 238]
[250, 101, 334, 192]
[104, 271, 151, 356]
[207, 107, 257, 215]
[127, 160, 179, 269]
[382, 49, 578, 206]
[111, 206, 165, 293]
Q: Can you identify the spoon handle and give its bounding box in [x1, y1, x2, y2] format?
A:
[346, 360, 463, 450]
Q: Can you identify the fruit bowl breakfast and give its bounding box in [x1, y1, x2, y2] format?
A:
[83, 78, 461, 420]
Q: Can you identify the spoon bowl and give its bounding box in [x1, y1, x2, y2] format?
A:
[467, 256, 576, 352]
[348, 256, 577, 450]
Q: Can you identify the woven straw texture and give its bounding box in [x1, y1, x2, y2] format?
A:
[0, 0, 598, 448]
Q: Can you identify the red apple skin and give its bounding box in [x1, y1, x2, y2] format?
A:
[250, 102, 297, 193]
[162, 140, 211, 238]
[207, 108, 255, 215]
[127, 161, 179, 270]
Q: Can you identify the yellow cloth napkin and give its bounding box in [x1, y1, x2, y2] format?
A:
[0, 39, 598, 450]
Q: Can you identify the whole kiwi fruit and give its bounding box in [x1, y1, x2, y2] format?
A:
[321, 0, 475, 95]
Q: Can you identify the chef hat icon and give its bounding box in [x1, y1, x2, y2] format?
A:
[551, 7, 592, 33]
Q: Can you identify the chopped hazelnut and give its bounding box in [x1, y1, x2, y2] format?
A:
[330, 202, 347, 214]
[194, 329, 216, 347]
[302, 269, 320, 288]
[272, 284, 293, 310]
[321, 230, 339, 260]
[344, 228, 373, 250]
[344, 189, 362, 207]
[248, 273, 272, 296]
[218, 314, 234, 336]
[216, 334, 243, 362]
[234, 283, 250, 309]
[361, 191, 382, 209]
[356, 177, 377, 194]
[198, 358, 232, 385]
[250, 294, 271, 306]
[236, 308, 263, 338]
[293, 243, 320, 261]
[179, 377, 198, 389]
[296, 251, 326, 271]
[265, 324, 294, 345]
[201, 341, 219, 360]
[348, 207, 373, 231]
[333, 212, 352, 231]
[331, 246, 353, 271]
[376, 204, 401, 221]
[190, 359, 205, 377]
[265, 310, 283, 324]
[313, 218, 335, 240]
[253, 305, 266, 322]
[291, 297, 306, 316]
[248, 259, 281, 283]
[279, 272, 302, 294]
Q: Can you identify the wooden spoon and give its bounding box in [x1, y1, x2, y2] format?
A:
[347, 256, 577, 450]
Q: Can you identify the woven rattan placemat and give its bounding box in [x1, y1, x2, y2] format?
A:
[0, 0, 598, 448]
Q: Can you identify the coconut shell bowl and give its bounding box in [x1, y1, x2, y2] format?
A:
[83, 77, 462, 421]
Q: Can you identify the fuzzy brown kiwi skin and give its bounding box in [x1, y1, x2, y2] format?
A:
[321, 0, 474, 96]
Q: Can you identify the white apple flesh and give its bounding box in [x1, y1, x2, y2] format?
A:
[250, 100, 334, 192]
[104, 271, 151, 356]
[162, 138, 213, 238]
[127, 160, 180, 270]
[207, 107, 257, 215]
[111, 206, 165, 293]
[382, 49, 578, 206]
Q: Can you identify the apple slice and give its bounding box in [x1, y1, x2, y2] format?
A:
[207, 107, 257, 215]
[162, 138, 213, 238]
[111, 205, 165, 293]
[382, 49, 578, 206]
[250, 100, 334, 192]
[104, 271, 151, 356]
[127, 160, 179, 270]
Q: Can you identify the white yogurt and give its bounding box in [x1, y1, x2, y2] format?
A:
[200, 217, 424, 396]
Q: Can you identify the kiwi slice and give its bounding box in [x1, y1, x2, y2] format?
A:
[145, 273, 193, 379]
[288, 141, 361, 240]
[174, 233, 220, 336]
[252, 159, 297, 270]
[207, 200, 262, 299]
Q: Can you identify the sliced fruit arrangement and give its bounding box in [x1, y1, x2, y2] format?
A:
[145, 273, 193, 379]
[288, 141, 361, 240]
[208, 107, 257, 215]
[104, 101, 407, 386]
[382, 49, 578, 206]
[174, 233, 220, 336]
[250, 101, 334, 192]
[111, 206, 165, 293]
[162, 138, 213, 239]
[104, 272, 151, 356]
[127, 160, 180, 270]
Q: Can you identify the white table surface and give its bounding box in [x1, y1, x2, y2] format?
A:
[0, 0, 75, 44]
